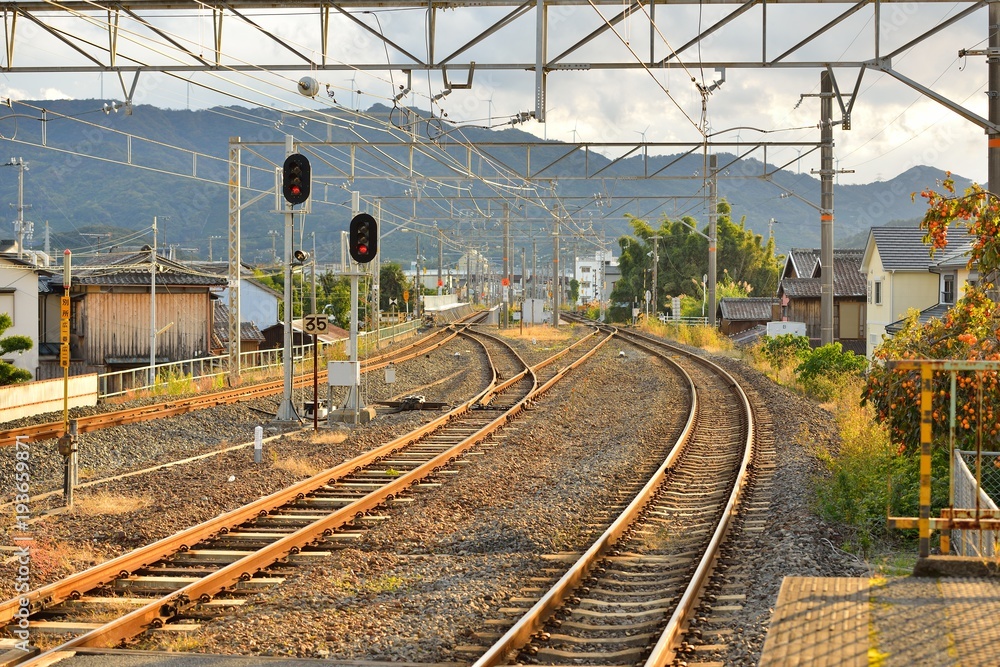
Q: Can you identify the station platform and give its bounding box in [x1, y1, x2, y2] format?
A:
[760, 559, 1000, 666]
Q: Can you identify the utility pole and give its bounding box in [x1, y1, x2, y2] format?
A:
[532, 239, 537, 299]
[991, 1, 1000, 202]
[149, 216, 158, 386]
[415, 234, 421, 317]
[6, 158, 30, 259]
[651, 234, 660, 318]
[820, 72, 835, 346]
[552, 220, 560, 327]
[437, 227, 444, 295]
[708, 154, 718, 328]
[503, 204, 510, 327]
[521, 246, 526, 306]
[311, 231, 317, 314]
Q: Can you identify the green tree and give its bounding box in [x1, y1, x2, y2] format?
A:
[608, 200, 782, 322]
[379, 262, 407, 311]
[568, 278, 580, 307]
[0, 313, 32, 384]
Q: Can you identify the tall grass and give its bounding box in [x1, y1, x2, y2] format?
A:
[810, 380, 901, 556]
[647, 322, 735, 353]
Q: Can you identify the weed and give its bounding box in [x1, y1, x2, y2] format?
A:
[272, 456, 321, 477]
[75, 491, 153, 515]
[161, 634, 208, 652]
[310, 431, 348, 445]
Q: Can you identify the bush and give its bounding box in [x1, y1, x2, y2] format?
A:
[796, 342, 868, 383]
[758, 334, 811, 370]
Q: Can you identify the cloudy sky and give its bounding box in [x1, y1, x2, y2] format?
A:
[0, 1, 989, 187]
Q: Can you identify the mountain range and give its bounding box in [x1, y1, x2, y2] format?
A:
[0, 99, 971, 267]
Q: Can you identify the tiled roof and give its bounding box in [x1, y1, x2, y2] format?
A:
[786, 249, 819, 278]
[778, 251, 866, 299]
[212, 302, 265, 344]
[870, 227, 935, 270]
[885, 303, 952, 334]
[188, 263, 284, 299]
[933, 238, 975, 270]
[718, 297, 777, 321]
[70, 252, 227, 287]
[780, 278, 822, 298]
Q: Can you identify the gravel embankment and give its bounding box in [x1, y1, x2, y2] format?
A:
[1, 327, 866, 666]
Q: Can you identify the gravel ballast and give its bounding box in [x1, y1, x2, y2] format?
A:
[1, 327, 866, 665]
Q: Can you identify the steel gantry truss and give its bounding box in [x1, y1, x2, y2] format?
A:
[4, 0, 999, 347]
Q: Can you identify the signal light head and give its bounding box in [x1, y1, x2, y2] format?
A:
[282, 153, 311, 205]
[349, 213, 378, 264]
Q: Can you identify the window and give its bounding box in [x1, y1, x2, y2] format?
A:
[942, 274, 955, 304]
[0, 292, 14, 324]
[873, 280, 883, 306]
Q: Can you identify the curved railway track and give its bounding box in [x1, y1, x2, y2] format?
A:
[0, 320, 473, 448]
[471, 320, 759, 667]
[0, 321, 611, 663]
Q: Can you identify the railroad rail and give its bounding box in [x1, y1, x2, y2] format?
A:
[0, 322, 611, 662]
[0, 320, 472, 448]
[472, 319, 757, 666]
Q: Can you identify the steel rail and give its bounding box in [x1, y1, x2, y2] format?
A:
[5, 325, 613, 662]
[0, 325, 493, 627]
[616, 327, 757, 667]
[473, 320, 755, 667]
[471, 323, 699, 667]
[0, 324, 463, 447]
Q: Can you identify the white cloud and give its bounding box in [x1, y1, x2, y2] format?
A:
[0, 3, 992, 186]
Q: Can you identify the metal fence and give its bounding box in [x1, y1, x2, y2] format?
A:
[950, 450, 1000, 557]
[97, 319, 421, 401]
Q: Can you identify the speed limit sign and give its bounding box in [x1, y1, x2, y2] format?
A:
[302, 314, 328, 334]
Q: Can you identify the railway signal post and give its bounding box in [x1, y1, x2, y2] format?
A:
[275, 137, 311, 425]
[329, 200, 378, 425]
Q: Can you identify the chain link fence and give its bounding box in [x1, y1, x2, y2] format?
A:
[950, 450, 1000, 557]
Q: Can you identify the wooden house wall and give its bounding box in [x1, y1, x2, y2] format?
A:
[785, 298, 822, 339]
[75, 287, 212, 364]
[785, 297, 866, 343]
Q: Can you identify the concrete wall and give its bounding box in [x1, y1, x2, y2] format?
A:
[0, 373, 98, 424]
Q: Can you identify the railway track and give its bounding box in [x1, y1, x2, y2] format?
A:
[0, 322, 611, 663]
[469, 321, 759, 667]
[0, 321, 468, 448]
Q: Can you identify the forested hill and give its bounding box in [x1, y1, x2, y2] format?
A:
[0, 99, 972, 265]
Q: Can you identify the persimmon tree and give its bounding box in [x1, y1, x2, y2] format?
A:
[864, 174, 1000, 455]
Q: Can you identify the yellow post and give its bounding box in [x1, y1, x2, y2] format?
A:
[919, 363, 933, 558]
[61, 250, 72, 432]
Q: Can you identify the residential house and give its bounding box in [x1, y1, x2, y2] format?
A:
[776, 248, 868, 354]
[884, 237, 977, 337]
[717, 297, 779, 337]
[860, 227, 940, 357]
[210, 302, 265, 356]
[189, 261, 282, 331]
[42, 250, 227, 379]
[0, 250, 51, 379]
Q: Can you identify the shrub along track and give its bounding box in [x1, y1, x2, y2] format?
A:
[0, 323, 611, 663]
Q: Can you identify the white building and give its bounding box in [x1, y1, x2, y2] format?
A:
[575, 250, 619, 304]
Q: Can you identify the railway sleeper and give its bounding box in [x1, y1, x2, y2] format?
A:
[529, 644, 649, 661]
[541, 631, 659, 647]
